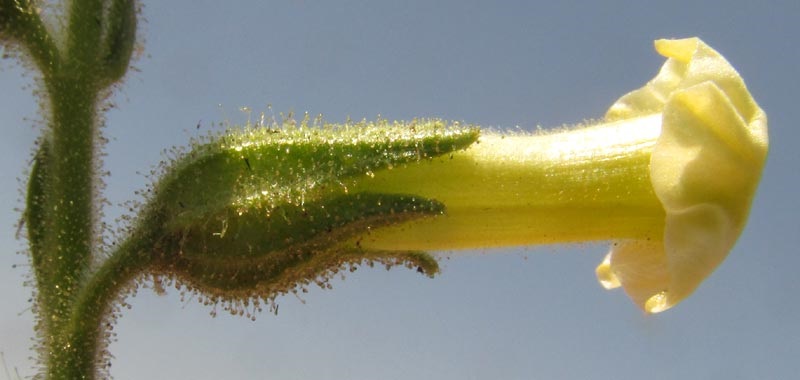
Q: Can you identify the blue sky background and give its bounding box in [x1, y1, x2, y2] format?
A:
[1, 1, 799, 379]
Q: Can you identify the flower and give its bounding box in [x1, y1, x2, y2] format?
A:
[595, 38, 768, 312]
[352, 38, 768, 313]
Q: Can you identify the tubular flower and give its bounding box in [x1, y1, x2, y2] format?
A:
[351, 38, 768, 313]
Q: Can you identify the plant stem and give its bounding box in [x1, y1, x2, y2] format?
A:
[30, 75, 98, 332]
[30, 54, 104, 380]
[47, 224, 159, 380]
[0, 0, 61, 77]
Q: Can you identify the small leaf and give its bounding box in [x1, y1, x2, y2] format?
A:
[25, 142, 49, 258]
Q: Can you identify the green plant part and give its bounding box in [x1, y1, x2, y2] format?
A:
[142, 120, 478, 316]
[1, 1, 139, 378]
[97, 0, 137, 86]
[1, 1, 769, 379]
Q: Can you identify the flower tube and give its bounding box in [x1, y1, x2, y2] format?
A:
[350, 38, 768, 313]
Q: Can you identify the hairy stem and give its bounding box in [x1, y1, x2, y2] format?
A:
[47, 223, 159, 380]
[0, 0, 61, 78]
[30, 76, 100, 380]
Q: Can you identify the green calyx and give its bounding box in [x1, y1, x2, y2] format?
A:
[141, 118, 478, 306]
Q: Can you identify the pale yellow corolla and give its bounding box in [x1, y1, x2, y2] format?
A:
[351, 38, 768, 313]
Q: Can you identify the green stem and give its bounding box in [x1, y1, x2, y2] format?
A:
[31, 75, 101, 380]
[9, 2, 138, 377]
[47, 223, 159, 380]
[35, 78, 97, 320]
[0, 0, 61, 77]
